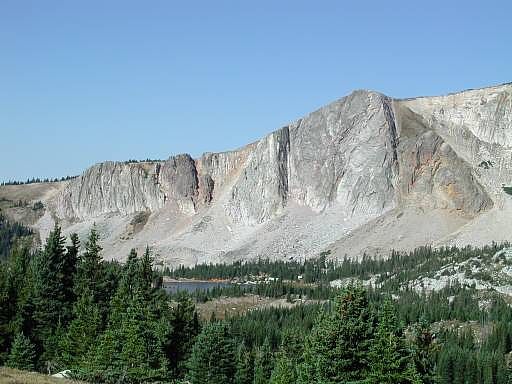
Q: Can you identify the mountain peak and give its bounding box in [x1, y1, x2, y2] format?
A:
[1, 83, 510, 266]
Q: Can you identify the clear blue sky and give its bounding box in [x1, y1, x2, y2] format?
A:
[1, 0, 511, 182]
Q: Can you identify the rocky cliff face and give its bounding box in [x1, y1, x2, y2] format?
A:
[8, 82, 510, 265]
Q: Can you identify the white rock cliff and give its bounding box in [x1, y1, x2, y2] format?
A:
[4, 83, 511, 266]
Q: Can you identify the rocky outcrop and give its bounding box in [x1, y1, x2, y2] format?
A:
[55, 148, 253, 220]
[227, 126, 290, 224]
[287, 91, 400, 216]
[55, 161, 165, 219]
[8, 82, 508, 265]
[393, 102, 492, 214]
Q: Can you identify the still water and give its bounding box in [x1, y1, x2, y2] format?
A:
[163, 280, 232, 294]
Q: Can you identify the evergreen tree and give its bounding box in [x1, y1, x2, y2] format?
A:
[140, 246, 153, 296]
[81, 293, 169, 383]
[62, 233, 79, 309]
[0, 262, 10, 362]
[437, 349, 455, 384]
[269, 329, 303, 384]
[6, 332, 36, 371]
[32, 224, 72, 365]
[166, 293, 201, 377]
[253, 337, 273, 384]
[81, 321, 123, 383]
[3, 245, 31, 328]
[118, 292, 168, 383]
[270, 357, 295, 384]
[59, 288, 102, 368]
[367, 299, 421, 384]
[187, 321, 237, 384]
[121, 249, 140, 300]
[235, 342, 253, 384]
[411, 318, 437, 384]
[10, 258, 37, 347]
[75, 226, 103, 297]
[298, 285, 374, 383]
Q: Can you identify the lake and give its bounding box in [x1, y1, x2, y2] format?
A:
[163, 280, 232, 294]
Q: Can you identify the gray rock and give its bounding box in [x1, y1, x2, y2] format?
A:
[8, 82, 510, 265]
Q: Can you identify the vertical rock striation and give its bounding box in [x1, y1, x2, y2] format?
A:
[23, 82, 508, 264]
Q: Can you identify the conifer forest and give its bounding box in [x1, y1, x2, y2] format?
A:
[1, 219, 512, 384]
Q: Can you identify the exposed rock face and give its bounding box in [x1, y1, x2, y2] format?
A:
[227, 126, 290, 224]
[287, 91, 399, 215]
[55, 161, 165, 219]
[393, 103, 493, 214]
[6, 82, 510, 265]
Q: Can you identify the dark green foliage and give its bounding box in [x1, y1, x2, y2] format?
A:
[367, 299, 421, 384]
[411, 318, 437, 384]
[62, 233, 79, 312]
[140, 246, 154, 296]
[187, 321, 237, 384]
[0, 245, 31, 362]
[298, 285, 374, 383]
[0, 213, 32, 260]
[270, 355, 296, 384]
[75, 226, 104, 301]
[6, 332, 36, 371]
[167, 244, 509, 288]
[3, 215, 512, 384]
[269, 329, 303, 384]
[253, 337, 273, 384]
[235, 342, 253, 384]
[0, 263, 9, 363]
[80, 253, 169, 384]
[84, 293, 168, 383]
[59, 288, 101, 367]
[32, 225, 75, 364]
[165, 293, 201, 377]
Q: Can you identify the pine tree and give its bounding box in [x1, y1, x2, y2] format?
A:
[121, 249, 140, 300]
[32, 224, 72, 365]
[59, 288, 102, 368]
[187, 321, 237, 384]
[6, 332, 36, 371]
[270, 329, 303, 384]
[253, 337, 273, 384]
[411, 318, 437, 384]
[75, 226, 103, 300]
[3, 246, 31, 329]
[81, 294, 168, 383]
[0, 262, 10, 362]
[166, 293, 201, 377]
[10, 259, 37, 347]
[367, 299, 421, 384]
[235, 342, 253, 384]
[140, 246, 153, 296]
[298, 285, 374, 383]
[437, 349, 455, 384]
[118, 292, 168, 382]
[62, 233, 79, 311]
[81, 322, 123, 382]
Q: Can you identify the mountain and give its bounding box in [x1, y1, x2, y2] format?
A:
[1, 83, 511, 267]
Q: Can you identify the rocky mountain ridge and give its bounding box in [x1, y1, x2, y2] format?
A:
[1, 82, 511, 266]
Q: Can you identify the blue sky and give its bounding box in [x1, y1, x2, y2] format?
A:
[1, 0, 511, 181]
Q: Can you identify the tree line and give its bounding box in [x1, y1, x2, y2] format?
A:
[0, 175, 77, 186]
[166, 243, 509, 288]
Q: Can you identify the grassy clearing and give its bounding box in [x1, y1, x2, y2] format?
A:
[195, 294, 318, 320]
[0, 367, 83, 384]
